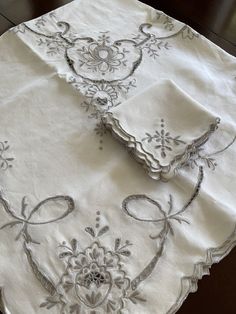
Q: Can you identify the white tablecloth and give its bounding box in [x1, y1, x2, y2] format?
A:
[0, 0, 236, 313]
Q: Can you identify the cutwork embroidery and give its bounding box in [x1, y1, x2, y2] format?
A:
[38, 169, 202, 314]
[0, 168, 203, 313]
[12, 12, 199, 149]
[0, 134, 234, 313]
[142, 118, 186, 158]
[0, 141, 14, 171]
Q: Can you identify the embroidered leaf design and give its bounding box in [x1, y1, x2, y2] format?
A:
[115, 238, 121, 251]
[85, 227, 95, 238]
[107, 299, 117, 312]
[97, 225, 109, 237]
[71, 238, 78, 251]
[168, 194, 173, 214]
[114, 277, 125, 289]
[59, 251, 73, 259]
[89, 248, 100, 260]
[104, 257, 115, 268]
[63, 281, 74, 292]
[40, 296, 60, 310]
[21, 196, 28, 219]
[119, 250, 131, 257]
[161, 151, 166, 158]
[0, 221, 22, 230]
[81, 256, 87, 265]
[128, 291, 146, 304]
[86, 291, 102, 305]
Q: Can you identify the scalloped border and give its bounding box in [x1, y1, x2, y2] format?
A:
[0, 224, 235, 314]
[103, 113, 220, 181]
[167, 224, 236, 314]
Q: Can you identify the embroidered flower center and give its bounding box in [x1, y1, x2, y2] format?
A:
[96, 47, 110, 60]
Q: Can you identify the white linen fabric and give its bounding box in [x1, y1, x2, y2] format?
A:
[0, 0, 236, 314]
[103, 79, 220, 180]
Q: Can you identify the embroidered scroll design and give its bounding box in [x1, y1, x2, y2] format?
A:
[38, 169, 202, 313]
[0, 141, 14, 171]
[142, 118, 186, 158]
[0, 133, 234, 313]
[12, 12, 199, 149]
[0, 194, 75, 244]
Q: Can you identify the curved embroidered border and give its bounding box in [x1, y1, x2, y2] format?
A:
[0, 225, 235, 314]
[167, 224, 236, 314]
[103, 113, 220, 181]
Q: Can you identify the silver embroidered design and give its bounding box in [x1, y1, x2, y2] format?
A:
[13, 14, 199, 149]
[184, 135, 236, 170]
[142, 119, 186, 158]
[37, 167, 202, 313]
[0, 194, 75, 244]
[0, 135, 234, 313]
[0, 141, 14, 171]
[77, 31, 130, 75]
[40, 212, 142, 313]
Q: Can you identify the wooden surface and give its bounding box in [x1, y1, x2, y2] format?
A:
[0, 0, 236, 314]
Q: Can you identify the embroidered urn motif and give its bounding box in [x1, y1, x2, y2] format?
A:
[0, 133, 234, 313]
[57, 241, 131, 312]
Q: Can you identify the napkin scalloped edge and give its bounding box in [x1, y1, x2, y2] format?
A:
[103, 113, 220, 181]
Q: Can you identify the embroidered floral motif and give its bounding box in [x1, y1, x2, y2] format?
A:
[38, 168, 203, 313]
[0, 134, 234, 313]
[77, 32, 130, 75]
[40, 211, 143, 313]
[15, 15, 199, 149]
[0, 141, 14, 171]
[142, 119, 186, 158]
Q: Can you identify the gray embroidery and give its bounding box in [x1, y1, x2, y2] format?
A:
[14, 165, 201, 314]
[39, 212, 144, 313]
[142, 118, 186, 158]
[0, 194, 75, 244]
[183, 135, 236, 170]
[133, 22, 198, 59]
[0, 141, 14, 171]
[13, 15, 199, 149]
[94, 121, 108, 150]
[0, 133, 233, 313]
[76, 31, 130, 75]
[156, 12, 175, 31]
[104, 114, 220, 180]
[123, 166, 203, 290]
[23, 242, 56, 296]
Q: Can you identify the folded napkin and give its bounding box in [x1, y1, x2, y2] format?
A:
[103, 79, 220, 180]
[0, 0, 236, 314]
